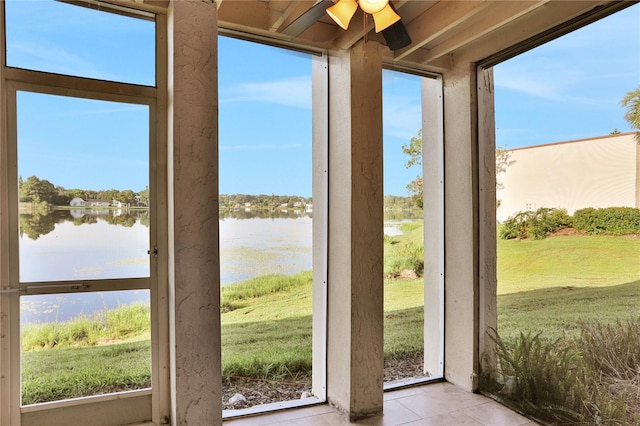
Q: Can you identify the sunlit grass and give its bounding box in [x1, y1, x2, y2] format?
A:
[498, 235, 640, 294]
[21, 302, 150, 351]
[20, 225, 639, 407]
[22, 340, 151, 405]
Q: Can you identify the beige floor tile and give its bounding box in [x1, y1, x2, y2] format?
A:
[276, 411, 347, 425]
[270, 404, 338, 422]
[461, 401, 532, 426]
[396, 387, 486, 418]
[356, 399, 422, 425]
[383, 386, 427, 401]
[224, 414, 276, 426]
[407, 411, 484, 425]
[224, 383, 537, 426]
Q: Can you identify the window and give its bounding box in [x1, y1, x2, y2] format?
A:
[5, 0, 155, 85]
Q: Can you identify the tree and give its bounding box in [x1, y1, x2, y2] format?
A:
[138, 186, 149, 206]
[402, 129, 513, 208]
[19, 175, 57, 204]
[116, 189, 137, 206]
[620, 87, 640, 142]
[401, 129, 423, 207]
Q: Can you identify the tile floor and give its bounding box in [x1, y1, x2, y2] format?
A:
[224, 381, 537, 425]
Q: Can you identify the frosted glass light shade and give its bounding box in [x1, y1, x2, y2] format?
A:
[372, 3, 400, 32]
[327, 0, 358, 30]
[358, 0, 389, 14]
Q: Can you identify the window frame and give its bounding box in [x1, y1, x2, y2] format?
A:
[0, 2, 169, 425]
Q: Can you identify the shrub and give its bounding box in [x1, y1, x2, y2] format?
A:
[384, 241, 424, 277]
[573, 207, 640, 235]
[500, 208, 573, 240]
[578, 318, 640, 423]
[488, 329, 587, 423]
[486, 319, 640, 424]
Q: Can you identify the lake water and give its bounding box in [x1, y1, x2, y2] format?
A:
[18, 209, 414, 323]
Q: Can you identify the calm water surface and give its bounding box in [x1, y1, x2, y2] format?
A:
[19, 210, 411, 323]
[19, 210, 314, 323]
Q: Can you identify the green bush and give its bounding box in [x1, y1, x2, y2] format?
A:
[578, 318, 640, 423]
[486, 318, 640, 424]
[500, 208, 573, 240]
[384, 241, 424, 277]
[573, 207, 640, 235]
[488, 330, 587, 423]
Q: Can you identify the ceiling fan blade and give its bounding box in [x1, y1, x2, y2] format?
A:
[280, 0, 334, 37]
[381, 4, 411, 51]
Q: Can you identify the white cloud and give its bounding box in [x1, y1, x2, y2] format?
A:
[220, 76, 312, 109]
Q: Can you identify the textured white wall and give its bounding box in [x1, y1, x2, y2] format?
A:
[497, 133, 639, 222]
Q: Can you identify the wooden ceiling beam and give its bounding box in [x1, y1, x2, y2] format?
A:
[393, 0, 493, 61]
[274, 1, 322, 33]
[416, 0, 550, 64]
[452, 0, 615, 66]
[218, 1, 271, 31]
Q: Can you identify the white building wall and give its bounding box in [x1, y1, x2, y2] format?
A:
[497, 133, 639, 222]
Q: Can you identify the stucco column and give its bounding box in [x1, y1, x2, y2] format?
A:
[477, 67, 498, 381]
[327, 41, 384, 421]
[442, 62, 480, 391]
[168, 1, 221, 424]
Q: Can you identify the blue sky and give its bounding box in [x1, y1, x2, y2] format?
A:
[5, 1, 639, 196]
[494, 4, 640, 149]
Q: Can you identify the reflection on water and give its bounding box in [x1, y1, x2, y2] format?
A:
[19, 209, 150, 283]
[20, 209, 420, 323]
[20, 209, 149, 240]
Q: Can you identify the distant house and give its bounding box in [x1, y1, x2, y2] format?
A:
[497, 132, 640, 222]
[69, 197, 85, 207]
[84, 199, 111, 207]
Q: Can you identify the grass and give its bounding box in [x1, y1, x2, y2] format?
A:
[497, 234, 640, 342]
[22, 302, 150, 351]
[498, 235, 640, 294]
[487, 320, 640, 424]
[20, 223, 640, 410]
[493, 232, 640, 423]
[498, 281, 640, 342]
[221, 271, 425, 380]
[21, 302, 151, 404]
[384, 221, 424, 277]
[22, 340, 151, 405]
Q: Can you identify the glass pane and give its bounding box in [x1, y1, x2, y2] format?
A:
[5, 0, 155, 86]
[21, 290, 151, 405]
[17, 92, 150, 282]
[219, 37, 314, 411]
[382, 70, 428, 385]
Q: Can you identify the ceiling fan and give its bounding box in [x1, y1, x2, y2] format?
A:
[280, 0, 411, 51]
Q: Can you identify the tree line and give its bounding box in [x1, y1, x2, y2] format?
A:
[19, 175, 149, 207]
[19, 175, 420, 212]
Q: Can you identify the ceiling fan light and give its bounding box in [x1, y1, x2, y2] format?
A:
[372, 3, 400, 32]
[327, 0, 358, 30]
[358, 0, 389, 15]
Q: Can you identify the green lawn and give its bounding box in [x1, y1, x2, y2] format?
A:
[498, 235, 640, 294]
[21, 227, 640, 404]
[497, 234, 640, 341]
[221, 271, 425, 380]
[22, 339, 151, 405]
